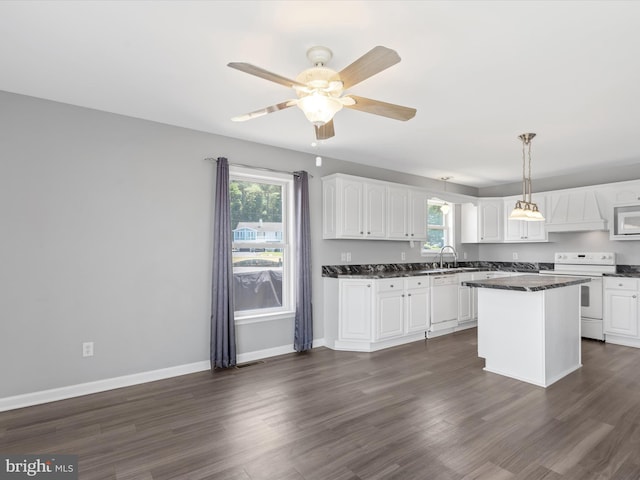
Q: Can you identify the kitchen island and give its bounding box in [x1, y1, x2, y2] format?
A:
[462, 274, 590, 388]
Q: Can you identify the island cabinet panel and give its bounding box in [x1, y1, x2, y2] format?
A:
[469, 275, 584, 388]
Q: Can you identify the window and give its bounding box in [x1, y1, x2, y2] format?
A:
[422, 199, 454, 254]
[230, 167, 294, 319]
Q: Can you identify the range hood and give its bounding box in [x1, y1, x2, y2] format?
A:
[545, 190, 608, 232]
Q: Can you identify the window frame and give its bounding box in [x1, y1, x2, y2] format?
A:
[229, 166, 295, 322]
[421, 199, 455, 256]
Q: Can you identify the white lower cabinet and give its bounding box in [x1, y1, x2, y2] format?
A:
[604, 277, 640, 347]
[338, 280, 373, 341]
[331, 277, 429, 351]
[458, 273, 476, 324]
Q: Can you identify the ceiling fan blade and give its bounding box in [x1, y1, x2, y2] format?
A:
[338, 46, 401, 90]
[344, 95, 416, 121]
[228, 62, 307, 88]
[232, 100, 297, 122]
[315, 120, 335, 140]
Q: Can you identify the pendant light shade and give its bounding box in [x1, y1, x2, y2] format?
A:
[510, 133, 545, 222]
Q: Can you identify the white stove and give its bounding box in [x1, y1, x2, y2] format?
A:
[540, 252, 616, 340]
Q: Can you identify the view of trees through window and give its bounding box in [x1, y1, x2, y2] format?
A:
[230, 181, 282, 224]
[424, 202, 448, 252]
[230, 178, 287, 314]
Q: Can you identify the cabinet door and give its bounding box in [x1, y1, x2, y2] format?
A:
[458, 285, 473, 323]
[504, 215, 524, 241]
[409, 190, 429, 240]
[478, 200, 502, 242]
[376, 291, 405, 340]
[365, 183, 387, 238]
[406, 288, 429, 332]
[339, 280, 372, 340]
[339, 179, 364, 237]
[604, 289, 639, 337]
[387, 187, 410, 239]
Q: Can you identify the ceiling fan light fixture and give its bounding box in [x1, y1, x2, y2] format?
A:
[297, 93, 343, 126]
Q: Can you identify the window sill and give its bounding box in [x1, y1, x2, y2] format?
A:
[235, 310, 296, 325]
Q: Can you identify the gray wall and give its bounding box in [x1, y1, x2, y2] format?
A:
[0, 91, 475, 398]
[5, 90, 636, 399]
[478, 230, 640, 266]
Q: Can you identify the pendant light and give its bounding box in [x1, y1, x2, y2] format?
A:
[439, 176, 451, 215]
[510, 133, 545, 221]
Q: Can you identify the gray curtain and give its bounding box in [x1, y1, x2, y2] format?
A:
[293, 171, 313, 352]
[211, 157, 236, 369]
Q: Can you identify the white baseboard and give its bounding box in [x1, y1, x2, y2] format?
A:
[237, 337, 326, 364]
[0, 338, 327, 412]
[0, 361, 210, 413]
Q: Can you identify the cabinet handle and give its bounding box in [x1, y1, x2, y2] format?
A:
[408, 293, 412, 297]
[402, 294, 405, 297]
[619, 284, 624, 287]
[360, 231, 364, 234]
[367, 231, 371, 234]
[405, 233, 408, 236]
[634, 295, 637, 299]
[390, 284, 394, 288]
[417, 282, 421, 285]
[367, 284, 371, 288]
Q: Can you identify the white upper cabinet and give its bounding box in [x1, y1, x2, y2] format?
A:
[365, 183, 387, 238]
[503, 194, 548, 242]
[323, 174, 431, 241]
[387, 186, 410, 239]
[322, 175, 386, 239]
[460, 200, 504, 243]
[386, 187, 428, 240]
[478, 199, 503, 243]
[408, 189, 429, 241]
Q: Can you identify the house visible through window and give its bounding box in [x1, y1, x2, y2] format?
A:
[423, 199, 454, 254]
[230, 167, 293, 318]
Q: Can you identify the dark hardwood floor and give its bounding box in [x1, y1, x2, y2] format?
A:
[2, 328, 640, 479]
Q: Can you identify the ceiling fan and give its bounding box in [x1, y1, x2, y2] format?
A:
[228, 46, 417, 140]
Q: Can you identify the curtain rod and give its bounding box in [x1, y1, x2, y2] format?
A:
[204, 158, 314, 178]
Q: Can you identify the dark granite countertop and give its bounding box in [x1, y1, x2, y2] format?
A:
[322, 261, 549, 279]
[604, 272, 640, 278]
[462, 274, 591, 292]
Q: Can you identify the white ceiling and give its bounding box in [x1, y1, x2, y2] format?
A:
[1, 0, 640, 188]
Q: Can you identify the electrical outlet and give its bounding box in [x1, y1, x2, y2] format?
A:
[401, 252, 406, 261]
[82, 342, 94, 357]
[340, 252, 347, 262]
[512, 252, 519, 261]
[346, 252, 352, 262]
[463, 251, 468, 260]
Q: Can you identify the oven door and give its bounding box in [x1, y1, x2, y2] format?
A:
[581, 276, 602, 319]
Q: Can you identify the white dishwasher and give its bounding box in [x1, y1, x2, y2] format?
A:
[430, 274, 459, 333]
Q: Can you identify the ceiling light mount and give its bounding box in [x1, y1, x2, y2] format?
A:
[306, 46, 333, 67]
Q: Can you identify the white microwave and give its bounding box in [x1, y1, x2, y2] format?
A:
[618, 211, 640, 235]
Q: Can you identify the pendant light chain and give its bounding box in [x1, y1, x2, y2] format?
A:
[510, 133, 545, 221]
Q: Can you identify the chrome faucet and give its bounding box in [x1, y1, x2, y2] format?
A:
[439, 245, 458, 269]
